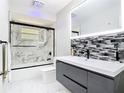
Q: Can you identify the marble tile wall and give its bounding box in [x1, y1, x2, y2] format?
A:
[71, 32, 124, 62]
[11, 24, 54, 66]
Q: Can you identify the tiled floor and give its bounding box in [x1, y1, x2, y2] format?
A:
[5, 77, 71, 93]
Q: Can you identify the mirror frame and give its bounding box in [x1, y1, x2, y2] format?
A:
[70, 0, 124, 39]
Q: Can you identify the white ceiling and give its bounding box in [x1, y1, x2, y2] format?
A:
[9, 0, 72, 25]
[72, 0, 121, 24]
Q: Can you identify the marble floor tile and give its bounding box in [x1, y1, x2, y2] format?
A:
[5, 77, 71, 93]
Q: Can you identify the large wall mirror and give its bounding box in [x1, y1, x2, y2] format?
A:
[71, 0, 122, 37]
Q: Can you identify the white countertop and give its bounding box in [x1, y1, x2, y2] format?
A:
[55, 56, 124, 77]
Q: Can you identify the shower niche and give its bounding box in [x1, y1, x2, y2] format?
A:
[10, 22, 55, 69]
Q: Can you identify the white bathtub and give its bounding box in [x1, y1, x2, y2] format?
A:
[10, 64, 56, 82]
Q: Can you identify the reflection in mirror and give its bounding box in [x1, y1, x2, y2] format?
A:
[71, 0, 121, 37]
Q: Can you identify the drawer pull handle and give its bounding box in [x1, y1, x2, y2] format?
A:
[63, 74, 87, 89]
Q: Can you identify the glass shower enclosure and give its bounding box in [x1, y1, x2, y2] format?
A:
[10, 22, 55, 69]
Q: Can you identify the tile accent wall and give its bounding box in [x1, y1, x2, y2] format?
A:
[71, 32, 124, 62]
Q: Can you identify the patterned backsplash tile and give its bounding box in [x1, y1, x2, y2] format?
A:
[71, 32, 124, 62]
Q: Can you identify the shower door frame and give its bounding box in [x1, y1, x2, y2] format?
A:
[9, 21, 55, 70]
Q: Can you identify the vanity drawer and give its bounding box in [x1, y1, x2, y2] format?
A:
[56, 61, 88, 87]
[64, 62, 88, 87]
[61, 74, 87, 93]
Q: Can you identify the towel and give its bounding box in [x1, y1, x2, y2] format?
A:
[7, 43, 12, 82]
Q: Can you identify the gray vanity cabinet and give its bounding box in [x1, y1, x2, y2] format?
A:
[88, 72, 114, 93]
[56, 60, 124, 93]
[56, 61, 87, 93]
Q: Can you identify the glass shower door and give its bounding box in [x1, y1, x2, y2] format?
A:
[10, 22, 55, 69]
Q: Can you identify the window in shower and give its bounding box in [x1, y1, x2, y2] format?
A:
[10, 22, 55, 69]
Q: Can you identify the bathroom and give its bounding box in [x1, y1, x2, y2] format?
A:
[0, 0, 124, 93]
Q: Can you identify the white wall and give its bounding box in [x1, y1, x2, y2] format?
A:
[121, 0, 124, 29]
[0, 76, 3, 93]
[10, 12, 55, 27]
[0, 0, 9, 41]
[55, 0, 84, 56]
[80, 5, 121, 35]
[0, 0, 8, 92]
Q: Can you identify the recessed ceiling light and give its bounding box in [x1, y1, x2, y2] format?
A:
[33, 0, 45, 8]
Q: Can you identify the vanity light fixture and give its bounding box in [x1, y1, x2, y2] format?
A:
[33, 0, 45, 8]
